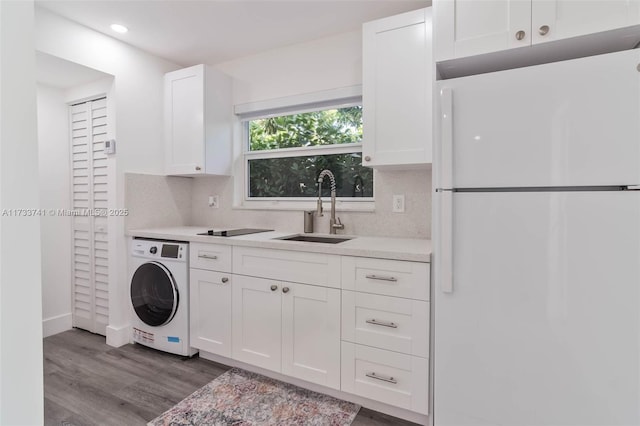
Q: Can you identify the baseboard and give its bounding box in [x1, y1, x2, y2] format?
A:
[199, 350, 429, 425]
[42, 313, 73, 337]
[106, 324, 131, 347]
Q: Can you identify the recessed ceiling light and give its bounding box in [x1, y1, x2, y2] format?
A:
[110, 24, 128, 34]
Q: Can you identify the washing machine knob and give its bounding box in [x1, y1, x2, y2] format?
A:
[149, 246, 158, 254]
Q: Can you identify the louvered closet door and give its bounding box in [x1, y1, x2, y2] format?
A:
[70, 98, 109, 335]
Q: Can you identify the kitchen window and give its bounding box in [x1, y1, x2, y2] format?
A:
[235, 89, 374, 211]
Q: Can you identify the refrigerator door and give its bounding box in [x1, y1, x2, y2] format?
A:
[438, 49, 640, 189]
[434, 190, 640, 426]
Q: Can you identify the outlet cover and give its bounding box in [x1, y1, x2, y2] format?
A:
[392, 194, 405, 213]
[208, 195, 219, 208]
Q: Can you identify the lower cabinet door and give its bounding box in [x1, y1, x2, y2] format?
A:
[341, 342, 429, 414]
[282, 283, 341, 389]
[189, 268, 232, 357]
[232, 275, 282, 372]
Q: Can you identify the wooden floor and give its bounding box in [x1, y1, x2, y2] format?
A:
[44, 329, 420, 426]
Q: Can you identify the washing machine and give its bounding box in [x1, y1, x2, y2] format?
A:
[128, 238, 196, 356]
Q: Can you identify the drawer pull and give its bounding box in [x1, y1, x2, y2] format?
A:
[365, 274, 397, 282]
[366, 319, 398, 329]
[198, 254, 218, 260]
[366, 372, 397, 384]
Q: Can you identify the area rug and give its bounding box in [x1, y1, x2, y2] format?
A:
[148, 368, 361, 426]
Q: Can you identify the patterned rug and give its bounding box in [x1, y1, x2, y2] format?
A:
[148, 368, 361, 426]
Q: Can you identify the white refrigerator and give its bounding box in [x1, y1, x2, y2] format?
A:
[433, 49, 640, 426]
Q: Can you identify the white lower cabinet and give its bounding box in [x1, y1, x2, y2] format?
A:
[341, 255, 431, 415]
[342, 256, 430, 301]
[231, 274, 341, 390]
[191, 243, 431, 418]
[233, 246, 341, 288]
[190, 242, 232, 271]
[342, 290, 429, 358]
[231, 275, 282, 371]
[282, 281, 341, 389]
[341, 342, 429, 415]
[189, 268, 232, 357]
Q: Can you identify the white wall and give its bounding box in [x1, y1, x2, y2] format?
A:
[217, 31, 363, 104]
[37, 84, 73, 336]
[0, 0, 44, 424]
[35, 7, 180, 346]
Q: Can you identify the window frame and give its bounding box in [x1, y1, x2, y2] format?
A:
[233, 87, 374, 212]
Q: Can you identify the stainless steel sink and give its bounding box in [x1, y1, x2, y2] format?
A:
[276, 234, 352, 244]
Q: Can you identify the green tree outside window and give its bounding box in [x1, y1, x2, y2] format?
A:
[247, 106, 373, 198]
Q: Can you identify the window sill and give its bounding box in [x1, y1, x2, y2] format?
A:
[233, 199, 375, 213]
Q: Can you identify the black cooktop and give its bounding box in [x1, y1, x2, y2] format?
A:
[197, 228, 273, 237]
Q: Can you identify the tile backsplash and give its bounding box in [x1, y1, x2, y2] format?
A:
[124, 173, 192, 230]
[126, 169, 431, 238]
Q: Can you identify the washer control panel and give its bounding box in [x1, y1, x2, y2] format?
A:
[131, 238, 188, 261]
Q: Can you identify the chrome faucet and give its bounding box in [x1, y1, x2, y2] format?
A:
[317, 170, 344, 234]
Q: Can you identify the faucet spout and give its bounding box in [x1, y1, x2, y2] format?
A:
[317, 170, 344, 234]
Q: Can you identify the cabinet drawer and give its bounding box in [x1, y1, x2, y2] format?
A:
[341, 342, 428, 415]
[190, 243, 232, 272]
[342, 291, 429, 358]
[342, 257, 430, 300]
[233, 247, 341, 288]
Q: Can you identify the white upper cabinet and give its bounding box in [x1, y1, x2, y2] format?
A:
[435, 0, 640, 62]
[434, 0, 531, 59]
[164, 64, 232, 176]
[532, 0, 640, 44]
[362, 8, 433, 169]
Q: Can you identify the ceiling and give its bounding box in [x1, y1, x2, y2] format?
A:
[36, 0, 430, 67]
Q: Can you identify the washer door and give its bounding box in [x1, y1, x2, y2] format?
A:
[130, 261, 179, 327]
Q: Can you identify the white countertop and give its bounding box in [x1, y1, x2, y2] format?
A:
[126, 226, 431, 262]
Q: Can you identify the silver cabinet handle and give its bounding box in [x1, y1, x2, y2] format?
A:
[198, 254, 218, 260]
[195, 166, 202, 171]
[366, 372, 397, 384]
[365, 274, 397, 282]
[270, 285, 278, 291]
[538, 25, 550, 36]
[366, 319, 398, 329]
[221, 277, 229, 283]
[515, 30, 526, 40]
[282, 287, 290, 293]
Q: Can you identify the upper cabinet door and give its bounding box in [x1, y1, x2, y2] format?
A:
[435, 0, 640, 71]
[164, 64, 232, 176]
[434, 0, 531, 61]
[362, 8, 433, 169]
[532, 0, 640, 44]
[165, 65, 205, 175]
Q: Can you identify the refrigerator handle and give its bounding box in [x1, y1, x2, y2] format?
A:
[440, 88, 453, 189]
[440, 190, 454, 293]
